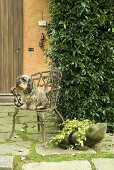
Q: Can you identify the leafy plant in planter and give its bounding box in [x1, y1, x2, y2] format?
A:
[50, 119, 92, 148]
[50, 119, 107, 149]
[47, 0, 114, 131]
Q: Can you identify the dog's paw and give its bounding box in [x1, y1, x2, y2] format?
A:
[37, 105, 46, 110]
[20, 104, 28, 110]
[29, 105, 37, 110]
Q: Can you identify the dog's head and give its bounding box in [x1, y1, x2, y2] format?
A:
[15, 75, 33, 94]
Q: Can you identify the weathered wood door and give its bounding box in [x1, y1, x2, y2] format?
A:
[0, 0, 23, 93]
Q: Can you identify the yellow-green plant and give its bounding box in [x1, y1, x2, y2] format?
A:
[51, 119, 92, 147]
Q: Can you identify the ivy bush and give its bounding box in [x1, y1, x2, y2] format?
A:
[47, 0, 114, 131]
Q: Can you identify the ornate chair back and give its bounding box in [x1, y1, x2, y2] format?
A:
[31, 70, 62, 108]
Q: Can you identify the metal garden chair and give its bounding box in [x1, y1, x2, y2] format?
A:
[9, 70, 64, 144]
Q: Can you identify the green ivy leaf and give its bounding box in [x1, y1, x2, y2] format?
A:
[81, 2, 86, 8]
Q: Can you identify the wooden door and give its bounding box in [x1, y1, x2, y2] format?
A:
[0, 0, 23, 93]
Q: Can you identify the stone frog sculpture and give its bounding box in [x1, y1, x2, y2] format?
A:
[59, 123, 107, 149]
[85, 123, 107, 147]
[71, 123, 107, 147]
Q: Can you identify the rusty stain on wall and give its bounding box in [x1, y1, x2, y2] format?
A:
[23, 0, 50, 75]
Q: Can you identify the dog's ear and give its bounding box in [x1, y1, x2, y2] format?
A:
[27, 78, 33, 93]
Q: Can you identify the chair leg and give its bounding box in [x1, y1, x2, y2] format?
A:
[54, 108, 64, 123]
[36, 112, 41, 132]
[8, 107, 19, 140]
[41, 112, 45, 144]
[37, 111, 45, 145]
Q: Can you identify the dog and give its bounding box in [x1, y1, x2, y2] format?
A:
[11, 74, 49, 110]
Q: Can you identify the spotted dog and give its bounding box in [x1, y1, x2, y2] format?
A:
[11, 75, 49, 110]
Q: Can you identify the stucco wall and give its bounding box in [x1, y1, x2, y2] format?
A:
[23, 0, 50, 75]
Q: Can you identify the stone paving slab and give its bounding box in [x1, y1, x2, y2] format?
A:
[0, 132, 27, 142]
[22, 160, 91, 170]
[36, 144, 96, 156]
[93, 158, 114, 170]
[0, 141, 31, 155]
[0, 106, 15, 113]
[0, 133, 10, 141]
[0, 155, 13, 170]
[101, 145, 114, 154]
[97, 134, 114, 154]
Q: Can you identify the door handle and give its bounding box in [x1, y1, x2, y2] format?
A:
[16, 48, 20, 54]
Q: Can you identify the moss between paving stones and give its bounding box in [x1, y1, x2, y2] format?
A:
[0, 106, 114, 170]
[14, 155, 23, 170]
